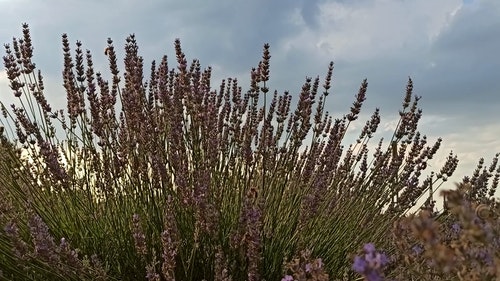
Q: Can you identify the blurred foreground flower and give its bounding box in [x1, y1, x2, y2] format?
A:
[352, 243, 389, 281]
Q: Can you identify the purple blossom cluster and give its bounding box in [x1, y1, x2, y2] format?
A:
[352, 243, 389, 281]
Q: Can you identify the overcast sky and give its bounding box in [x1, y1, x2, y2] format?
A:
[1, 0, 499, 197]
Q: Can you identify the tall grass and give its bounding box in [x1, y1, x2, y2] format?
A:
[1, 24, 497, 281]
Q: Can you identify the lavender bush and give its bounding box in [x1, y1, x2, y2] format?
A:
[385, 157, 500, 281]
[1, 24, 497, 281]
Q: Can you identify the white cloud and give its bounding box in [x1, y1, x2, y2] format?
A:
[0, 70, 16, 107]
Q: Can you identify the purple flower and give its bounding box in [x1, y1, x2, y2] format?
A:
[281, 275, 294, 281]
[475, 248, 494, 266]
[353, 256, 367, 272]
[365, 271, 384, 281]
[365, 251, 389, 269]
[305, 263, 312, 273]
[353, 243, 389, 281]
[412, 244, 423, 256]
[451, 223, 461, 235]
[28, 214, 58, 261]
[364, 243, 376, 253]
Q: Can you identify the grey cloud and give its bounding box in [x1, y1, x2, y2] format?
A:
[416, 0, 500, 115]
[300, 0, 321, 28]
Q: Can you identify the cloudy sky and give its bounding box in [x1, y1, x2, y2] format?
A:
[1, 0, 499, 197]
